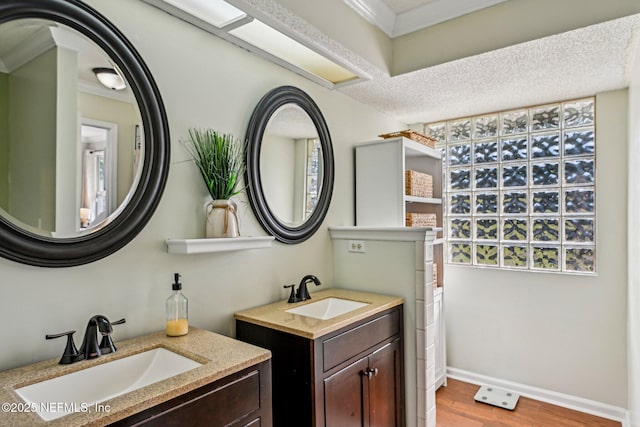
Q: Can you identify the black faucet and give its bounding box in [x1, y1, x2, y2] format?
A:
[296, 274, 321, 302]
[79, 315, 126, 359]
[46, 315, 125, 364]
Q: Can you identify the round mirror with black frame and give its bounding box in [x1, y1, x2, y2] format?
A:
[246, 86, 334, 244]
[0, 0, 170, 267]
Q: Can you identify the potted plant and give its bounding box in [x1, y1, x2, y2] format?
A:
[183, 128, 246, 238]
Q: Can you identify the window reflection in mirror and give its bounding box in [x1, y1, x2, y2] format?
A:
[260, 104, 323, 227]
[0, 18, 143, 238]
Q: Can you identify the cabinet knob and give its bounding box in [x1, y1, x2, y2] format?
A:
[361, 367, 379, 379]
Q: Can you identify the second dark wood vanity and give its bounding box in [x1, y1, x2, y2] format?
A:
[235, 289, 404, 427]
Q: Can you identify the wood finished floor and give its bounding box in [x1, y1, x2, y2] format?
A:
[436, 379, 621, 427]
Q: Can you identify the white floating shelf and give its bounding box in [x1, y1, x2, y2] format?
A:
[165, 236, 275, 254]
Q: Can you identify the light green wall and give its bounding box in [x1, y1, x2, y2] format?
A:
[8, 48, 57, 231]
[0, 72, 8, 210]
[0, 0, 404, 370]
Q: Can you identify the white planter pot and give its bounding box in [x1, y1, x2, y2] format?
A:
[205, 199, 239, 238]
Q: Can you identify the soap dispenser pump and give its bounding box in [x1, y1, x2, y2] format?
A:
[166, 273, 188, 337]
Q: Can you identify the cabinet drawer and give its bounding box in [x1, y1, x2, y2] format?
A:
[129, 370, 261, 426]
[323, 309, 400, 371]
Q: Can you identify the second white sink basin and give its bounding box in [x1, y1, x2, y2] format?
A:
[15, 347, 201, 421]
[286, 297, 369, 320]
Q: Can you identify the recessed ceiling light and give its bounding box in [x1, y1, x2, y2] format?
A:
[160, 0, 246, 28]
[229, 19, 358, 85]
[142, 0, 364, 88]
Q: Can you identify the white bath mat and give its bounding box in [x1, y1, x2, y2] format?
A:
[474, 385, 520, 410]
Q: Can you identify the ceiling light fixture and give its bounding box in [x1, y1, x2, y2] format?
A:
[142, 0, 364, 88]
[92, 67, 126, 91]
[229, 18, 357, 84]
[161, 0, 246, 28]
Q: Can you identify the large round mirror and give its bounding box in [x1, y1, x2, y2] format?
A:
[246, 86, 334, 244]
[0, 0, 170, 267]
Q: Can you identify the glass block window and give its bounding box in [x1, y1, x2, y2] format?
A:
[425, 98, 596, 273]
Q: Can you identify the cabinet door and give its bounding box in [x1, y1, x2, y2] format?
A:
[324, 357, 368, 427]
[434, 290, 446, 389]
[368, 339, 403, 427]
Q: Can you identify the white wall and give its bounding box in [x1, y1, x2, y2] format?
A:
[0, 0, 404, 371]
[445, 90, 628, 407]
[627, 38, 640, 426]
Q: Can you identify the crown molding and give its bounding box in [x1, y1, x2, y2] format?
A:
[343, 0, 508, 38]
[393, 0, 507, 37]
[2, 26, 55, 73]
[342, 0, 396, 36]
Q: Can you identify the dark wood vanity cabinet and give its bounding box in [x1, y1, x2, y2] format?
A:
[109, 360, 272, 427]
[236, 305, 404, 427]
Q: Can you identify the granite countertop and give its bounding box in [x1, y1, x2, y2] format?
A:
[0, 327, 271, 427]
[234, 288, 403, 339]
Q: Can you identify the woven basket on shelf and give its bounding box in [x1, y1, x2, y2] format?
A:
[379, 130, 437, 148]
[405, 213, 437, 227]
[405, 170, 433, 198]
[433, 262, 438, 288]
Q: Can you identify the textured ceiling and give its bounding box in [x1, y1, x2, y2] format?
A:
[241, 0, 640, 126]
[338, 13, 640, 124]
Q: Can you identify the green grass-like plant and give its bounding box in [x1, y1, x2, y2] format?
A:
[183, 129, 246, 200]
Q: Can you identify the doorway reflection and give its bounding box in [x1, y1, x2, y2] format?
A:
[80, 123, 115, 230]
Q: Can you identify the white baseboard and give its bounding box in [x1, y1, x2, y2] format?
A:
[447, 367, 629, 426]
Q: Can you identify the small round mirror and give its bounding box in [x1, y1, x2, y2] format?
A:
[246, 86, 334, 244]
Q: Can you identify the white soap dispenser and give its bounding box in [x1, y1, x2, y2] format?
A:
[166, 273, 188, 336]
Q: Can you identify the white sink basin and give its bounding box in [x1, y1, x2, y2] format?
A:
[15, 348, 201, 421]
[285, 297, 369, 320]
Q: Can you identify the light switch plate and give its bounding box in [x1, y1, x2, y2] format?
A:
[348, 240, 366, 253]
[474, 385, 519, 410]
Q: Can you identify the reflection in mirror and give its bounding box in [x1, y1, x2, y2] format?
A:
[261, 104, 323, 227]
[0, 18, 143, 238]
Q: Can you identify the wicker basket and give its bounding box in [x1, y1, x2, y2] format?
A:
[405, 213, 437, 227]
[379, 130, 437, 148]
[433, 262, 438, 288]
[405, 170, 433, 198]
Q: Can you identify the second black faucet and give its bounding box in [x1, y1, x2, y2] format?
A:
[284, 275, 322, 303]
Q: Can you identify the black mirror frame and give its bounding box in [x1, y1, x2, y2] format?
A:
[246, 86, 334, 244]
[0, 0, 170, 267]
